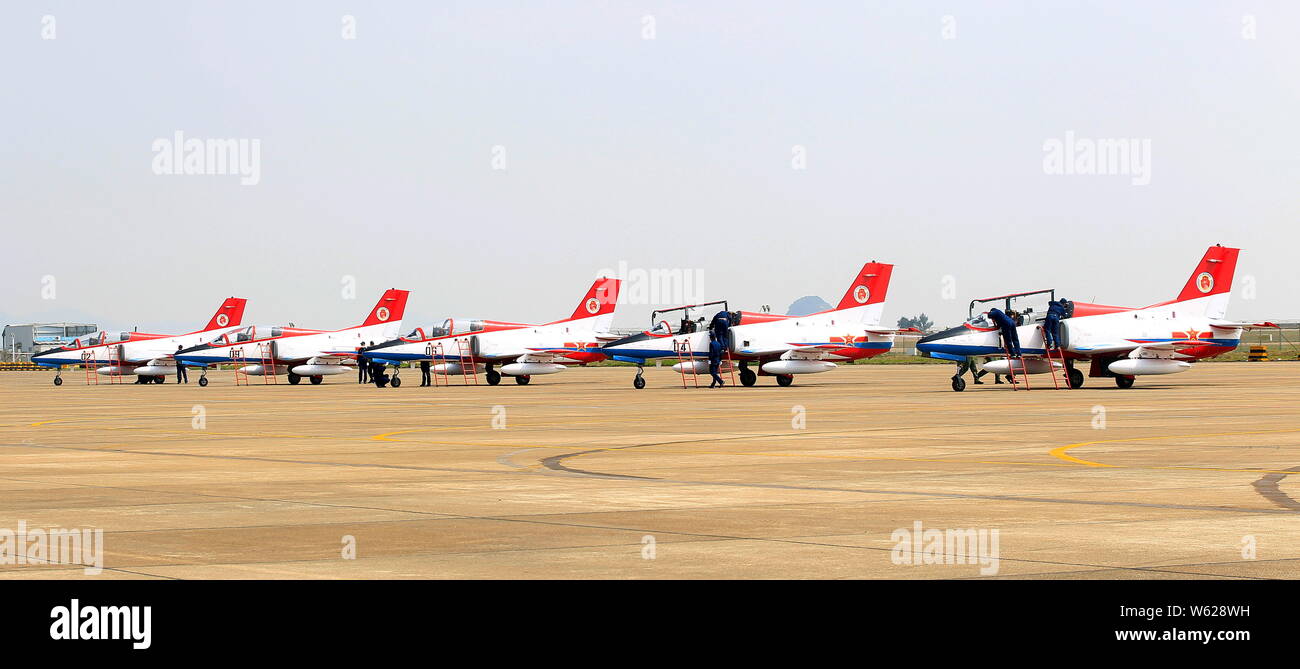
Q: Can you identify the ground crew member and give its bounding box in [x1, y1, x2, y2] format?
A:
[1044, 299, 1065, 349]
[420, 360, 431, 386]
[954, 355, 991, 385]
[357, 349, 369, 383]
[989, 308, 1021, 358]
[707, 332, 725, 388]
[709, 310, 732, 348]
[175, 345, 188, 383]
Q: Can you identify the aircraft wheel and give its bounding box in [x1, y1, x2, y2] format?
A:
[951, 376, 966, 392]
[486, 370, 501, 386]
[198, 377, 208, 387]
[391, 376, 402, 388]
[310, 376, 323, 385]
[1068, 368, 1084, 389]
[739, 368, 756, 387]
[633, 375, 646, 390]
[515, 375, 530, 385]
[287, 373, 301, 385]
[776, 374, 794, 387]
[1114, 375, 1135, 389]
[155, 376, 166, 384]
[53, 376, 63, 386]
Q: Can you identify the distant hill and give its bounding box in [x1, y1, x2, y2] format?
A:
[786, 296, 831, 316]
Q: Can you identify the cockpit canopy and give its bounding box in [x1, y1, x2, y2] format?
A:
[427, 318, 485, 338]
[81, 331, 132, 347]
[211, 325, 282, 345]
[965, 313, 993, 328]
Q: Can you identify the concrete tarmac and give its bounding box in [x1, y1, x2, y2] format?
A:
[1, 362, 1297, 579]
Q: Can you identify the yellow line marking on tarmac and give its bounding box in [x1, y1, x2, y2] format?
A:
[1048, 429, 1300, 474]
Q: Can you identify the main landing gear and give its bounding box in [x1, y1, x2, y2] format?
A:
[776, 374, 794, 387]
[633, 366, 646, 389]
[1114, 375, 1134, 389]
[288, 372, 301, 385]
[486, 367, 501, 386]
[515, 375, 530, 385]
[739, 364, 756, 387]
[1068, 367, 1084, 389]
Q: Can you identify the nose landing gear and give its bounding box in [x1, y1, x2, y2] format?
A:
[633, 366, 646, 389]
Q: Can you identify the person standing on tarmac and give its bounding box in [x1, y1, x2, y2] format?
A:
[954, 355, 991, 385]
[176, 345, 188, 383]
[988, 308, 1021, 358]
[419, 360, 431, 387]
[707, 331, 725, 388]
[357, 347, 369, 384]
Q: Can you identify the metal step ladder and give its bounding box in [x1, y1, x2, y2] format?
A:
[256, 341, 277, 384]
[82, 351, 98, 385]
[231, 347, 251, 386]
[104, 345, 125, 384]
[1001, 343, 1027, 391]
[430, 343, 451, 387]
[1039, 326, 1072, 389]
[673, 338, 699, 388]
[455, 338, 478, 385]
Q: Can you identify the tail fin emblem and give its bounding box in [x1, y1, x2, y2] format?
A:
[585, 297, 601, 314]
[853, 285, 870, 304]
[216, 314, 229, 327]
[1196, 272, 1214, 293]
[376, 307, 391, 322]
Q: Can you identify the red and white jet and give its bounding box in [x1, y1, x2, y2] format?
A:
[174, 289, 410, 385]
[32, 298, 248, 385]
[601, 261, 909, 388]
[917, 245, 1276, 390]
[361, 278, 621, 386]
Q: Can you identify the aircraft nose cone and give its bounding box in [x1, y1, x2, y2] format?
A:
[917, 326, 964, 347]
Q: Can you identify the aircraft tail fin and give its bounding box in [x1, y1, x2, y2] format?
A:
[201, 297, 247, 332]
[362, 289, 411, 327]
[562, 278, 620, 323]
[1170, 245, 1238, 318]
[834, 261, 894, 311]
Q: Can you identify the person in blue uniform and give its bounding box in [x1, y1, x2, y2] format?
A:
[707, 332, 725, 388]
[1043, 299, 1066, 350]
[175, 345, 188, 383]
[988, 308, 1021, 358]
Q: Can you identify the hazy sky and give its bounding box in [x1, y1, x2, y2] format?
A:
[3, 1, 1297, 333]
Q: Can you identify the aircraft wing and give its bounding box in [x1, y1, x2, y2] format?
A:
[127, 356, 177, 366]
[298, 354, 354, 366]
[515, 348, 595, 364]
[1209, 321, 1279, 331]
[1073, 340, 1203, 356]
[778, 344, 845, 361]
[863, 327, 922, 335]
